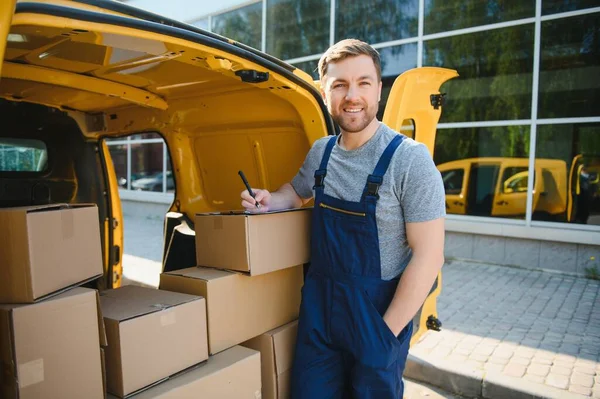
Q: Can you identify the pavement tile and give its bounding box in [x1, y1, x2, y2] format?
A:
[531, 357, 553, 366]
[484, 363, 505, 373]
[569, 385, 592, 396]
[510, 357, 531, 367]
[546, 373, 570, 390]
[503, 364, 527, 378]
[528, 364, 551, 377]
[550, 365, 572, 376]
[574, 366, 597, 376]
[524, 373, 546, 384]
[572, 372, 595, 388]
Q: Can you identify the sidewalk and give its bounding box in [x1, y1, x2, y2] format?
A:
[121, 213, 600, 399]
[406, 260, 600, 399]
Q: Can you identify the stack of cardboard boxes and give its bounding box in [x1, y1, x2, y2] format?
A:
[154, 208, 310, 398]
[0, 204, 310, 398]
[0, 204, 108, 399]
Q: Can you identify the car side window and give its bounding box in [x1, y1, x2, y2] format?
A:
[441, 169, 464, 195]
[0, 138, 48, 172]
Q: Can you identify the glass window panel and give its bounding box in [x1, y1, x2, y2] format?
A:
[434, 126, 531, 219]
[543, 0, 600, 15]
[130, 142, 165, 192]
[212, 2, 262, 50]
[107, 142, 128, 188]
[191, 17, 209, 31]
[0, 138, 47, 172]
[378, 43, 418, 119]
[266, 0, 330, 60]
[423, 25, 534, 122]
[335, 0, 418, 43]
[425, 0, 534, 35]
[293, 59, 319, 80]
[534, 123, 600, 226]
[538, 14, 600, 119]
[131, 133, 162, 141]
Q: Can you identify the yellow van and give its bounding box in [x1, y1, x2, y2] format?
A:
[0, 0, 456, 345]
[438, 157, 571, 220]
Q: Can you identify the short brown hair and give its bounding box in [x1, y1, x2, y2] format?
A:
[318, 39, 381, 81]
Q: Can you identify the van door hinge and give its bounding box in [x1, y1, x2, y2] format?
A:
[426, 315, 442, 331]
[430, 93, 446, 110]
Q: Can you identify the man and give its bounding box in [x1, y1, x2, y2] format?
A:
[240, 39, 445, 398]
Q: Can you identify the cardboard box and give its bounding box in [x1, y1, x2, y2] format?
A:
[159, 266, 303, 355]
[100, 286, 209, 398]
[0, 288, 105, 399]
[107, 346, 261, 399]
[195, 208, 311, 275]
[0, 204, 103, 303]
[242, 321, 298, 399]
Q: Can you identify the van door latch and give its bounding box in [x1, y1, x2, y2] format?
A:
[430, 93, 446, 110]
[426, 315, 442, 331]
[235, 70, 269, 83]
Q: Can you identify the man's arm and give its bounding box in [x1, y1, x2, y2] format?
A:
[241, 182, 310, 212]
[383, 217, 445, 336]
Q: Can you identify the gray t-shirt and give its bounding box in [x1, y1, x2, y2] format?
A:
[291, 123, 446, 280]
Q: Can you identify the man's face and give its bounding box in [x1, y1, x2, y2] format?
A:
[321, 55, 382, 134]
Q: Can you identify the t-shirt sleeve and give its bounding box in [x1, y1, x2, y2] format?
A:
[291, 138, 328, 199]
[401, 144, 446, 223]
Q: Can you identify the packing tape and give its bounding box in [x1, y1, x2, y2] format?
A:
[18, 359, 44, 388]
[213, 218, 223, 230]
[61, 208, 75, 239]
[160, 310, 176, 327]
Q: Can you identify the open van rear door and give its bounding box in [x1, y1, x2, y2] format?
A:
[381, 67, 458, 345]
[0, 0, 16, 78]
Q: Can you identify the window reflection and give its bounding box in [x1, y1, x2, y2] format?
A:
[336, 0, 418, 43]
[266, 0, 330, 59]
[107, 142, 128, 189]
[434, 126, 531, 219]
[542, 0, 600, 15]
[424, 24, 534, 123]
[190, 18, 209, 31]
[535, 123, 600, 225]
[425, 0, 534, 34]
[538, 13, 600, 119]
[212, 2, 262, 50]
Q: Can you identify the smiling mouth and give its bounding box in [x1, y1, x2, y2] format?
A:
[343, 108, 363, 114]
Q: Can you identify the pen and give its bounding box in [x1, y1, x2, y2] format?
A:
[238, 170, 262, 209]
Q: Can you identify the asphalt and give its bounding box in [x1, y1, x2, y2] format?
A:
[121, 212, 600, 399]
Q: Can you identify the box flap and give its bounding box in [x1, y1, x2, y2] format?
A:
[272, 321, 298, 376]
[196, 208, 311, 216]
[0, 203, 95, 214]
[163, 267, 236, 282]
[125, 346, 260, 399]
[99, 286, 203, 322]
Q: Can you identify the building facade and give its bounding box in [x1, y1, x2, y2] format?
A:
[114, 0, 600, 276]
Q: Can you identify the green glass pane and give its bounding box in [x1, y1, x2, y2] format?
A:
[543, 0, 600, 15]
[424, 24, 534, 122]
[538, 13, 600, 118]
[424, 0, 534, 35]
[294, 59, 319, 80]
[335, 0, 418, 43]
[212, 2, 262, 50]
[266, 0, 330, 60]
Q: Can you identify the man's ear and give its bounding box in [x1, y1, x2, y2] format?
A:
[378, 80, 382, 102]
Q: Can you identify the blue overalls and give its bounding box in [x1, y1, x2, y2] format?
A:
[291, 134, 412, 399]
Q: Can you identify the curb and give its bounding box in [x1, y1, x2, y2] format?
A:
[405, 353, 589, 399]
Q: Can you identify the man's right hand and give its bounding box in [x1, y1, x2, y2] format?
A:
[241, 188, 272, 212]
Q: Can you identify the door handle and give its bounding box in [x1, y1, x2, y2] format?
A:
[496, 200, 508, 206]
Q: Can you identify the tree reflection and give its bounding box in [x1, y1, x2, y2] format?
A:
[212, 3, 262, 50]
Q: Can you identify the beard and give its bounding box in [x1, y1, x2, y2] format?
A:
[331, 102, 378, 133]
